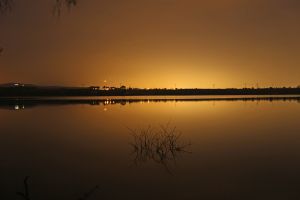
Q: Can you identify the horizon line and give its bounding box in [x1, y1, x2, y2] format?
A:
[1, 82, 300, 90]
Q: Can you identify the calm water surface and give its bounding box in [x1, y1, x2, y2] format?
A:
[1, 96, 300, 199]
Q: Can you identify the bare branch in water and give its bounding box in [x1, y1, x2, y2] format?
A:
[78, 185, 100, 200]
[129, 124, 191, 173]
[16, 176, 31, 200]
[16, 176, 99, 200]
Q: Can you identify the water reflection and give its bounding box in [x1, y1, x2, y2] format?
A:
[0, 96, 299, 110]
[1, 97, 300, 199]
[129, 124, 191, 174]
[14, 104, 26, 110]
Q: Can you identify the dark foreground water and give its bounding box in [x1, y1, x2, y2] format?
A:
[1, 96, 300, 200]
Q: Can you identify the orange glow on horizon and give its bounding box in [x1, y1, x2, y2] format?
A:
[0, 0, 300, 88]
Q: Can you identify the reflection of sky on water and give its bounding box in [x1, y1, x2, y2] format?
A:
[0, 98, 300, 199]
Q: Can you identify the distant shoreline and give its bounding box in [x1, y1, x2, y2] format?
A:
[0, 84, 300, 97]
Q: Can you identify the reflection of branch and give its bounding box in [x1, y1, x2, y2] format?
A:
[129, 124, 191, 173]
[16, 176, 31, 200]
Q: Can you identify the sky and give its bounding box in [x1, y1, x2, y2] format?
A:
[0, 0, 300, 88]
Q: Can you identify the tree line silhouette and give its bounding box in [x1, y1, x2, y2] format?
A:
[0, 84, 300, 97]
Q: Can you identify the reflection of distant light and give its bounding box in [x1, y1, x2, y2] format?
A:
[103, 107, 108, 111]
[103, 99, 114, 105]
[14, 83, 19, 86]
[14, 105, 25, 110]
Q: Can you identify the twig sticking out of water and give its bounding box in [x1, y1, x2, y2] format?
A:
[16, 176, 31, 200]
[78, 185, 100, 200]
[16, 176, 100, 200]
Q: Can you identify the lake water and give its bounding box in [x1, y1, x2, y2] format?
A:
[1, 96, 300, 199]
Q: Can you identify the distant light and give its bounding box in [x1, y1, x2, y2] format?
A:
[14, 83, 19, 86]
[14, 105, 20, 110]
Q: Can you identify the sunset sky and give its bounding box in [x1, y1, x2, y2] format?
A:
[0, 0, 300, 88]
